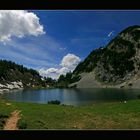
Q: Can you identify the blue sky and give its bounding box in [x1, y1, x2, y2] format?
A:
[0, 10, 140, 79]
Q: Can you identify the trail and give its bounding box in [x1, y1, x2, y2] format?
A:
[4, 110, 21, 130]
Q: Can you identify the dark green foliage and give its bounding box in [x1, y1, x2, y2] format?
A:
[0, 59, 44, 87]
[128, 83, 132, 86]
[17, 119, 27, 129]
[48, 100, 61, 105]
[64, 72, 80, 84]
[58, 74, 66, 83]
[0, 114, 8, 129]
[65, 72, 72, 81]
[119, 25, 140, 34]
[28, 68, 40, 77]
[73, 47, 105, 74]
[102, 46, 135, 77]
[44, 77, 56, 87]
[74, 41, 135, 79]
[60, 33, 136, 84]
[0, 60, 39, 79]
[57, 74, 68, 88]
[73, 62, 85, 74]
[137, 95, 140, 99]
[56, 72, 81, 87]
[70, 74, 81, 83]
[72, 25, 140, 83]
[44, 77, 56, 83]
[132, 30, 140, 41]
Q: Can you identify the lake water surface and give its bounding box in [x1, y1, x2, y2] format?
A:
[1, 88, 140, 106]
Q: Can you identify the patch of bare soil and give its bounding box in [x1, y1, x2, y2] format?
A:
[6, 103, 11, 106]
[3, 110, 21, 130]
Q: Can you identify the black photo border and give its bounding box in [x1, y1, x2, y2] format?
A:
[0, 0, 140, 139]
[0, 0, 140, 9]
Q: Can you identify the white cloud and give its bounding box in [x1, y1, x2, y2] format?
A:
[61, 53, 81, 70]
[46, 68, 58, 74]
[38, 53, 81, 79]
[107, 31, 114, 37]
[39, 68, 59, 79]
[0, 10, 45, 42]
[39, 68, 58, 76]
[58, 67, 70, 75]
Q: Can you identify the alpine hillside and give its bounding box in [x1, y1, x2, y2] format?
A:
[0, 60, 45, 92]
[69, 25, 140, 88]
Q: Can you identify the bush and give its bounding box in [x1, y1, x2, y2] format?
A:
[48, 100, 61, 105]
[137, 95, 140, 99]
[128, 83, 132, 86]
[17, 120, 27, 129]
[0, 114, 8, 129]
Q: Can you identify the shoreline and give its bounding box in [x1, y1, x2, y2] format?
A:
[0, 81, 23, 94]
[1, 80, 140, 94]
[69, 71, 140, 89]
[0, 88, 24, 94]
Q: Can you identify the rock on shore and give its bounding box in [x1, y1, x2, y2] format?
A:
[0, 81, 23, 93]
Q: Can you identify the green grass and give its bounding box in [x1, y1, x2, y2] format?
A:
[0, 98, 16, 129]
[1, 98, 140, 129]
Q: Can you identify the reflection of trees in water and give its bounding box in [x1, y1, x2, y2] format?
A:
[46, 89, 64, 103]
[70, 88, 138, 102]
[137, 94, 140, 99]
[2, 88, 140, 105]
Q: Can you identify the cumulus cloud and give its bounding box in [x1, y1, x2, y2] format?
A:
[39, 67, 70, 79]
[39, 68, 59, 79]
[39, 54, 81, 79]
[58, 67, 70, 75]
[45, 68, 58, 74]
[0, 10, 45, 42]
[61, 53, 81, 70]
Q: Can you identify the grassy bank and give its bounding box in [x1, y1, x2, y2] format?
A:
[0, 98, 140, 129]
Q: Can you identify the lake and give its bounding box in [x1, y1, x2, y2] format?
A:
[1, 88, 140, 106]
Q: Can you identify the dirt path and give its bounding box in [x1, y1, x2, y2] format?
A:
[4, 110, 21, 130]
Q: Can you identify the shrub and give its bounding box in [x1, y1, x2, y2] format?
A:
[48, 100, 61, 105]
[17, 120, 27, 129]
[120, 85, 124, 88]
[0, 114, 8, 129]
[128, 83, 132, 86]
[137, 95, 140, 99]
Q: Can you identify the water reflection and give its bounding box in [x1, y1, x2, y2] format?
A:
[1, 88, 140, 106]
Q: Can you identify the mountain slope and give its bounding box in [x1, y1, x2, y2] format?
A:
[70, 25, 140, 88]
[0, 60, 45, 91]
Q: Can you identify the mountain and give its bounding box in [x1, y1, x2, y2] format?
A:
[69, 25, 140, 88]
[0, 60, 45, 92]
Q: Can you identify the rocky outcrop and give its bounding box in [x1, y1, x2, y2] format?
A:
[0, 81, 23, 93]
[69, 70, 140, 89]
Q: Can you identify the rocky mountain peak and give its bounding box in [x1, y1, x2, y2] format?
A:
[71, 25, 140, 86]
